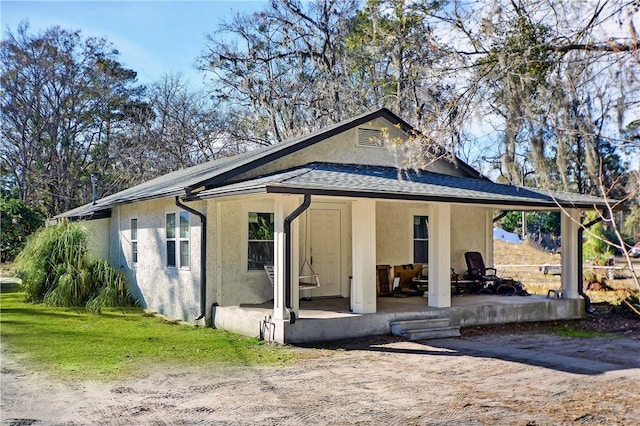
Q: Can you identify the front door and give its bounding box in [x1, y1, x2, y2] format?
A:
[308, 208, 342, 297]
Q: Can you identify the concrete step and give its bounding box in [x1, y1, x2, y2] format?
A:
[400, 326, 461, 341]
[390, 317, 461, 341]
[390, 318, 451, 335]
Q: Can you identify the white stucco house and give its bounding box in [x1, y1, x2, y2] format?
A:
[60, 108, 607, 343]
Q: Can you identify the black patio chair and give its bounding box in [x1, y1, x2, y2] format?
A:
[464, 251, 525, 296]
[464, 251, 504, 294]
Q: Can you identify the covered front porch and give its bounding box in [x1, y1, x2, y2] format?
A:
[259, 192, 585, 343]
[200, 162, 606, 343]
[213, 294, 583, 344]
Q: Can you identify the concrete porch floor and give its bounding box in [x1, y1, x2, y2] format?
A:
[239, 293, 577, 318]
[213, 294, 584, 344]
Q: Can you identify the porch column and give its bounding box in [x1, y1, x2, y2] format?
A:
[428, 203, 451, 308]
[485, 209, 494, 267]
[561, 208, 581, 299]
[273, 196, 301, 321]
[351, 199, 376, 314]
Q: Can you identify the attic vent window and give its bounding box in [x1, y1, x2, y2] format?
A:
[357, 127, 384, 148]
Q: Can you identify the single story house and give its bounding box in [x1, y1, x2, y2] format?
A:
[60, 108, 607, 343]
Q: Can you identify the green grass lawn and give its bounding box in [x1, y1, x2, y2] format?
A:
[0, 288, 298, 380]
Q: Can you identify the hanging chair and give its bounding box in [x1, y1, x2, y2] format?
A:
[263, 210, 320, 291]
[298, 259, 320, 290]
[263, 262, 319, 290]
[298, 210, 320, 290]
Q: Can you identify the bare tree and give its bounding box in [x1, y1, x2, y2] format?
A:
[0, 23, 145, 215]
[195, 0, 640, 206]
[432, 0, 640, 194]
[198, 0, 361, 145]
[146, 74, 232, 169]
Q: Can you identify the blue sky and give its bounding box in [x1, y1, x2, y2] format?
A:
[1, 1, 269, 88]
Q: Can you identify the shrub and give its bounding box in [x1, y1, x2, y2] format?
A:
[86, 259, 134, 313]
[583, 270, 613, 291]
[14, 220, 136, 311]
[15, 221, 87, 302]
[583, 212, 615, 264]
[0, 198, 45, 262]
[622, 292, 640, 318]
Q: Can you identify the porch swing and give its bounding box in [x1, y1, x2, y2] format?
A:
[263, 210, 320, 292]
[298, 210, 320, 291]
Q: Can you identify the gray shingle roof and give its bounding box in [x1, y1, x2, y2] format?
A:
[192, 162, 608, 209]
[61, 107, 435, 219]
[59, 107, 605, 218]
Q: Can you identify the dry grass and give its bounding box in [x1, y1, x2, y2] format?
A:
[493, 239, 639, 304]
[1, 262, 16, 277]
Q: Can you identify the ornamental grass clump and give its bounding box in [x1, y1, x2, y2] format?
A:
[15, 221, 87, 303]
[14, 220, 136, 312]
[85, 259, 134, 313]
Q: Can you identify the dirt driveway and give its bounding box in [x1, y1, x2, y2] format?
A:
[2, 328, 639, 426]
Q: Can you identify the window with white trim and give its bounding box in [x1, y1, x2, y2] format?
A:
[179, 211, 189, 268]
[247, 212, 274, 270]
[166, 213, 176, 267]
[413, 215, 428, 264]
[131, 218, 138, 265]
[166, 211, 190, 268]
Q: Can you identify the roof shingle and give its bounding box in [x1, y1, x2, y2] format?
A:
[193, 162, 608, 209]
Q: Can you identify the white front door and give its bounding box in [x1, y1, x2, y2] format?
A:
[308, 208, 342, 297]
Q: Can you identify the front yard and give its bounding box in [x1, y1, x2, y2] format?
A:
[0, 285, 296, 380]
[2, 315, 639, 424]
[2, 259, 640, 424]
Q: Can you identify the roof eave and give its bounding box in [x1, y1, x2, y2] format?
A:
[264, 185, 607, 210]
[186, 186, 269, 201]
[58, 189, 186, 220]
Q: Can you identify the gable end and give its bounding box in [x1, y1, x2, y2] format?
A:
[356, 127, 385, 148]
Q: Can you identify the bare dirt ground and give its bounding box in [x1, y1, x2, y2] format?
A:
[3, 312, 640, 426]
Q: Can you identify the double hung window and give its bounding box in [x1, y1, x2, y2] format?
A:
[413, 215, 429, 264]
[247, 212, 274, 270]
[131, 218, 138, 264]
[166, 212, 189, 268]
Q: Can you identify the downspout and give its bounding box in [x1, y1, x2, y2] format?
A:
[492, 210, 510, 223]
[175, 196, 207, 321]
[284, 194, 311, 324]
[577, 215, 604, 314]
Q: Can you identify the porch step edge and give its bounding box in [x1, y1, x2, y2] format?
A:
[397, 326, 461, 341]
[390, 318, 451, 334]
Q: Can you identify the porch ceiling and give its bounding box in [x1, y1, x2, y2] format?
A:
[191, 162, 609, 210]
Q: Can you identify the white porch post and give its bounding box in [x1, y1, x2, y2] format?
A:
[485, 209, 494, 268]
[561, 208, 581, 299]
[351, 199, 376, 314]
[273, 196, 300, 321]
[428, 203, 451, 308]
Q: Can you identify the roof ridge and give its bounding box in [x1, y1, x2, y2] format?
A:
[58, 108, 486, 219]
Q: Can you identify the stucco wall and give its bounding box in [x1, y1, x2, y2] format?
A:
[376, 201, 426, 266]
[103, 195, 490, 322]
[233, 117, 469, 182]
[217, 197, 275, 306]
[375, 201, 490, 275]
[450, 205, 491, 273]
[214, 196, 354, 306]
[206, 199, 218, 315]
[109, 198, 204, 323]
[82, 218, 110, 260]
